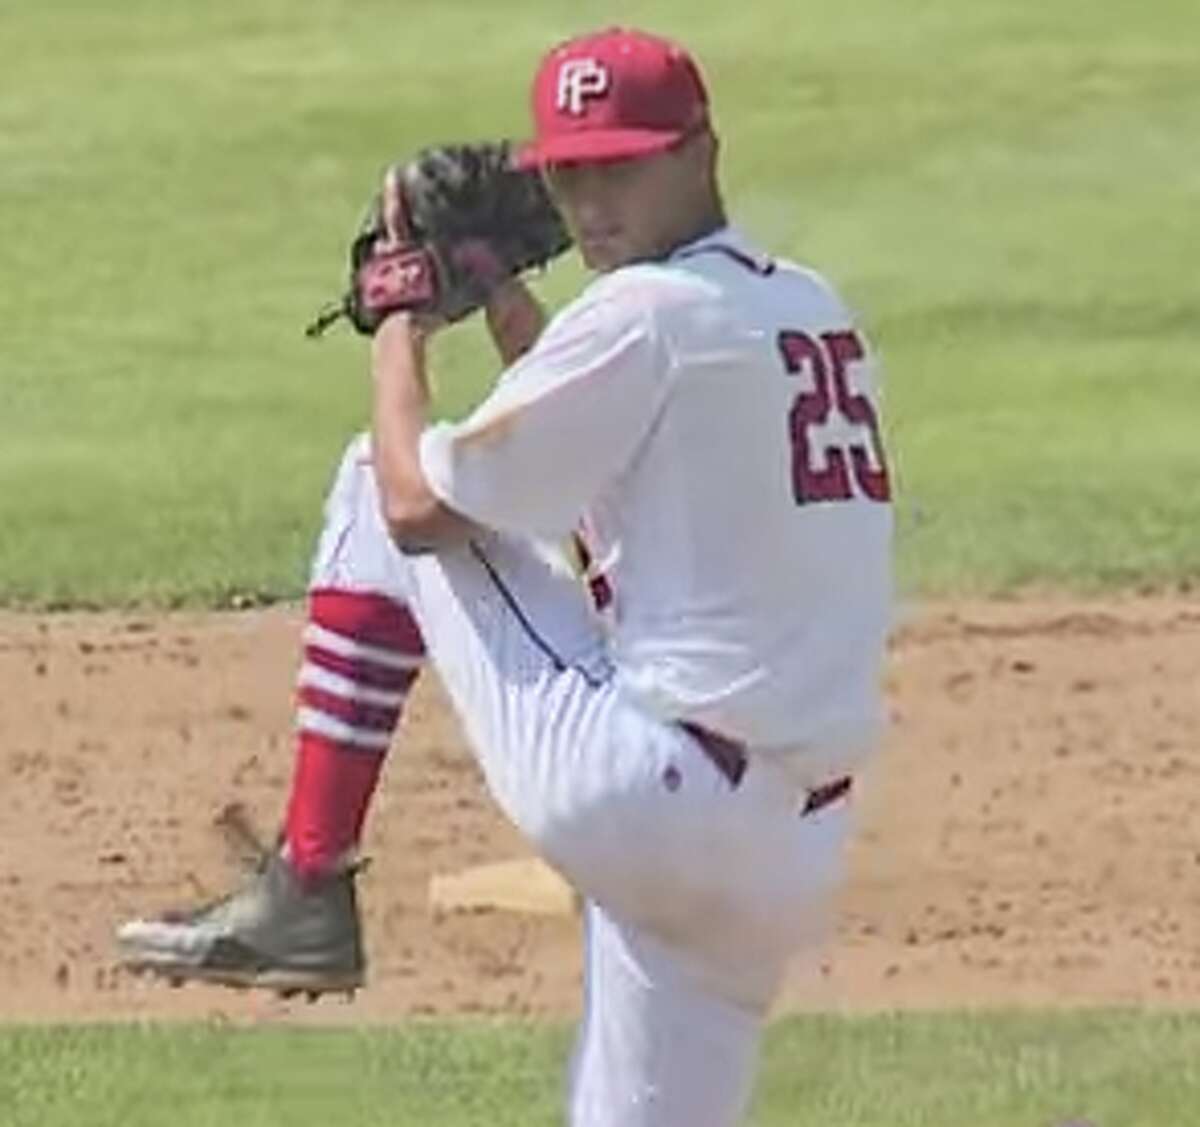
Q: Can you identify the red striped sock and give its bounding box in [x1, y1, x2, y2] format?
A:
[284, 588, 425, 877]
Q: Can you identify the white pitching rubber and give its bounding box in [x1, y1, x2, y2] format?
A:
[429, 857, 580, 918]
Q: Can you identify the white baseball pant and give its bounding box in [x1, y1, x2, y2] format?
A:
[312, 435, 853, 1127]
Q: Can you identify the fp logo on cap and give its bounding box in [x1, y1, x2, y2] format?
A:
[557, 58, 609, 115]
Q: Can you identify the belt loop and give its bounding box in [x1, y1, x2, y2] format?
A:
[679, 722, 853, 815]
[801, 776, 853, 817]
[679, 722, 747, 788]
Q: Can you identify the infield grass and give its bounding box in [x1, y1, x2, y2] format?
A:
[2, 0, 1198, 605]
[1, 1010, 1198, 1127]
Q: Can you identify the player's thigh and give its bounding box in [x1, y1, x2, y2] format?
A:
[569, 903, 766, 1127]
[543, 712, 852, 979]
[732, 758, 856, 959]
[397, 535, 615, 828]
[309, 433, 414, 600]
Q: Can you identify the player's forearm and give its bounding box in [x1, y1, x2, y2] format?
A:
[370, 314, 473, 552]
[485, 279, 546, 366]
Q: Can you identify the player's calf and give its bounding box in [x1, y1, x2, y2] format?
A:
[286, 587, 425, 876]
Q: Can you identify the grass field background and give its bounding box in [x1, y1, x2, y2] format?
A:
[2, 0, 1198, 605]
[3, 0, 1199, 1123]
[4, 1011, 1200, 1127]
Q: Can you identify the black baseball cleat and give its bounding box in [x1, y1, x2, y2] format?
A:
[116, 852, 365, 997]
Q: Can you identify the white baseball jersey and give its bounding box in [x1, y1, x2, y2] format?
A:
[420, 227, 893, 773]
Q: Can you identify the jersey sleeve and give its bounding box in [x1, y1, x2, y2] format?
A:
[419, 282, 667, 539]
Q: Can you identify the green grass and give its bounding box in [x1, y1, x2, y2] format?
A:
[2, 0, 1198, 604]
[2, 1011, 1198, 1126]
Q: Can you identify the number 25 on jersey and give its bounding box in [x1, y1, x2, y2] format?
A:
[776, 329, 892, 506]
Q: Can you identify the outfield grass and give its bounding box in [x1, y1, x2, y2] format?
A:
[1, 0, 1197, 605]
[2, 8, 1195, 1118]
[1, 1011, 1198, 1126]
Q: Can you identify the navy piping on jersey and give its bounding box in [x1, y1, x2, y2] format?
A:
[468, 541, 609, 690]
[674, 243, 776, 276]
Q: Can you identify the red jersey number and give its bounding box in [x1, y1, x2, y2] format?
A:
[777, 329, 891, 505]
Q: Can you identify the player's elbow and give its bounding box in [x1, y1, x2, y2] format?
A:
[379, 494, 440, 554]
[379, 490, 474, 555]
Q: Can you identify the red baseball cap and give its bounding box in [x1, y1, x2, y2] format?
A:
[515, 28, 711, 169]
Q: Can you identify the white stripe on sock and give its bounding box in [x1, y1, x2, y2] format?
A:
[298, 663, 407, 708]
[297, 707, 393, 750]
[303, 622, 424, 670]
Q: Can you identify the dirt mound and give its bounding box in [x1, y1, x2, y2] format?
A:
[1, 596, 1197, 1024]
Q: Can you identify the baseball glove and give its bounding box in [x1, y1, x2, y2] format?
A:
[306, 140, 571, 337]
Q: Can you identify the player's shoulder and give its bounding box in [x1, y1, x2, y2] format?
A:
[650, 227, 854, 321]
[768, 254, 855, 320]
[582, 258, 716, 314]
[548, 230, 856, 335]
[543, 260, 713, 347]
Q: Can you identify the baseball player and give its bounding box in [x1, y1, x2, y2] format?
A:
[119, 27, 893, 1126]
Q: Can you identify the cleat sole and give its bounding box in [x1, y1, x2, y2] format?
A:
[119, 956, 363, 996]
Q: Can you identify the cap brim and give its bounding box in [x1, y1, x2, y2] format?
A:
[513, 128, 685, 170]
